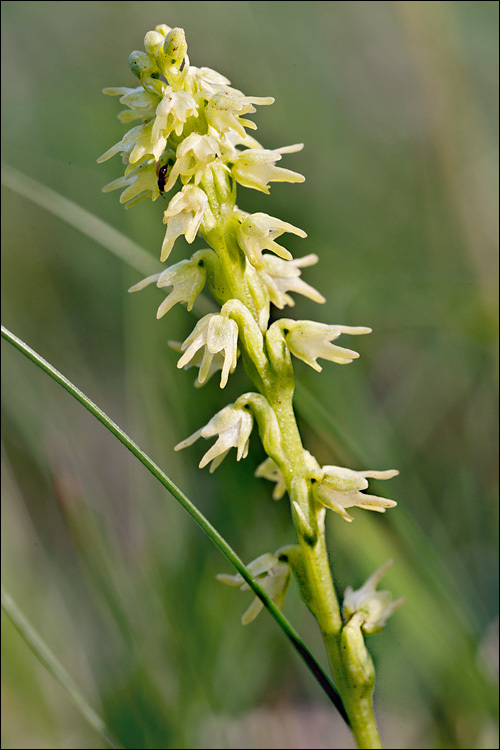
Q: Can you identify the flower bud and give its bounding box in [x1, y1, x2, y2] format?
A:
[128, 50, 157, 79]
[156, 28, 188, 78]
[340, 612, 376, 695]
[155, 24, 172, 37]
[163, 27, 188, 68]
[144, 30, 165, 56]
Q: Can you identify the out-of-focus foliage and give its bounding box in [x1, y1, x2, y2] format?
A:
[1, 2, 498, 748]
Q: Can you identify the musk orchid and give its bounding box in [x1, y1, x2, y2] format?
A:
[99, 23, 402, 749]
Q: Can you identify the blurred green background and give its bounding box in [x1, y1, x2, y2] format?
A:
[1, 1, 498, 748]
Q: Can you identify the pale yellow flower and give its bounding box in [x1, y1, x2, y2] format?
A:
[128, 254, 207, 318]
[175, 402, 253, 472]
[164, 133, 221, 192]
[161, 185, 209, 261]
[343, 560, 405, 634]
[284, 321, 371, 371]
[260, 254, 325, 309]
[205, 91, 274, 139]
[177, 313, 239, 388]
[217, 548, 292, 625]
[231, 144, 304, 194]
[313, 465, 399, 522]
[237, 212, 307, 266]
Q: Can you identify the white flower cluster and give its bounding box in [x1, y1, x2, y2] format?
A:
[100, 25, 322, 299]
[101, 22, 398, 497]
[101, 24, 337, 388]
[98, 25, 301, 247]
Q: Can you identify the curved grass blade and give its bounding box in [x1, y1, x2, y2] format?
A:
[1, 325, 348, 724]
[1, 163, 158, 277]
[1, 586, 122, 749]
[1, 164, 218, 317]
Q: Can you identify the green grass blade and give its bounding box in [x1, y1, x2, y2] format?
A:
[1, 325, 348, 724]
[1, 163, 159, 277]
[1, 586, 122, 749]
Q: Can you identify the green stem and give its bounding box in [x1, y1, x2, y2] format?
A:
[256, 367, 383, 748]
[175, 174, 381, 744]
[297, 499, 382, 747]
[342, 697, 382, 749]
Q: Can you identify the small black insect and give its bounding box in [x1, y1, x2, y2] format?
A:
[156, 161, 170, 194]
